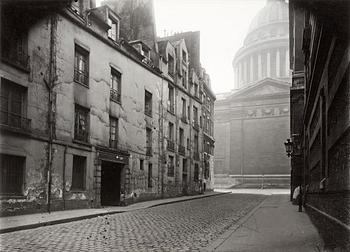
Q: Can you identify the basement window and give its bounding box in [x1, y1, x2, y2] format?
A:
[0, 154, 25, 196]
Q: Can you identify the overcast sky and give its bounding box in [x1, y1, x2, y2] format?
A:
[98, 0, 267, 94]
[154, 0, 266, 94]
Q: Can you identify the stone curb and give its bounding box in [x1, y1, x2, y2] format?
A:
[203, 195, 268, 252]
[0, 192, 228, 234]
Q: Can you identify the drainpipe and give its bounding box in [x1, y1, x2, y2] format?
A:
[160, 77, 165, 198]
[44, 15, 57, 213]
[62, 145, 68, 210]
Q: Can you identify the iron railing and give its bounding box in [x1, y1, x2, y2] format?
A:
[74, 69, 89, 86]
[178, 145, 185, 156]
[167, 140, 175, 152]
[0, 111, 31, 132]
[110, 89, 121, 103]
[74, 130, 89, 142]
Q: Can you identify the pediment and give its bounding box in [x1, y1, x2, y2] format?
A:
[229, 78, 290, 100]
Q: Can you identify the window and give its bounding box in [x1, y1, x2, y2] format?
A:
[1, 8, 29, 70]
[146, 127, 152, 156]
[0, 79, 30, 131]
[72, 155, 86, 191]
[168, 54, 174, 76]
[182, 70, 187, 88]
[193, 106, 198, 125]
[148, 163, 152, 188]
[187, 105, 190, 121]
[179, 128, 184, 146]
[182, 50, 187, 63]
[140, 159, 144, 170]
[168, 122, 174, 141]
[144, 90, 152, 116]
[181, 98, 186, 120]
[194, 133, 199, 153]
[0, 154, 24, 195]
[74, 44, 89, 86]
[167, 122, 175, 152]
[109, 116, 118, 148]
[108, 17, 119, 41]
[110, 68, 121, 103]
[167, 155, 174, 177]
[187, 138, 190, 149]
[168, 85, 175, 113]
[194, 83, 199, 98]
[194, 163, 199, 182]
[74, 104, 89, 142]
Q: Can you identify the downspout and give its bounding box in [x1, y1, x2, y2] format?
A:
[160, 77, 165, 198]
[62, 145, 68, 210]
[45, 15, 57, 213]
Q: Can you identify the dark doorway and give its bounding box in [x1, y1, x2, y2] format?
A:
[101, 161, 122, 206]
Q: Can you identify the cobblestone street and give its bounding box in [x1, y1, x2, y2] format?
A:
[0, 194, 265, 251]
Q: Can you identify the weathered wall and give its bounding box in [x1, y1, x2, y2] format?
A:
[0, 16, 52, 215]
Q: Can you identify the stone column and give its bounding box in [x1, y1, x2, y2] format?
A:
[234, 67, 238, 89]
[285, 49, 289, 76]
[250, 56, 253, 83]
[267, 51, 271, 77]
[276, 49, 280, 77]
[258, 54, 262, 79]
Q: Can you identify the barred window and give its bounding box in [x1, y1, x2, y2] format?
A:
[0, 154, 25, 195]
[72, 155, 86, 191]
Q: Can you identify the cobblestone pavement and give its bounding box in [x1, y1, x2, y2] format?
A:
[0, 194, 265, 252]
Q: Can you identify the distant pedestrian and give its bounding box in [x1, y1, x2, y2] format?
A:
[292, 186, 300, 205]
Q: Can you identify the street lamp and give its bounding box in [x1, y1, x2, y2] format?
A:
[284, 138, 293, 157]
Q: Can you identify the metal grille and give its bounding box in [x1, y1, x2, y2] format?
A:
[0, 154, 24, 195]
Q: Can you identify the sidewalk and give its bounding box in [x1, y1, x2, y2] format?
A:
[205, 194, 324, 252]
[0, 191, 224, 234]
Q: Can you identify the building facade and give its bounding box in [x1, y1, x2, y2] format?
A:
[214, 0, 291, 188]
[289, 0, 350, 249]
[0, 0, 213, 216]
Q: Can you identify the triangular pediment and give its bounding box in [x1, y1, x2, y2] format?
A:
[228, 78, 290, 100]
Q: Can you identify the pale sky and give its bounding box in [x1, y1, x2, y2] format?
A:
[97, 0, 267, 94]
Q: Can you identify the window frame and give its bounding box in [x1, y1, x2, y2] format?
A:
[0, 154, 25, 196]
[110, 67, 122, 104]
[109, 116, 118, 149]
[144, 90, 153, 117]
[71, 155, 86, 191]
[74, 44, 89, 87]
[74, 104, 89, 143]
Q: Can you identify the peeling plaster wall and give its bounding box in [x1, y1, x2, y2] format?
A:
[54, 15, 163, 204]
[0, 17, 54, 215]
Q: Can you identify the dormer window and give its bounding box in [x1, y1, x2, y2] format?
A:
[182, 50, 187, 64]
[108, 17, 119, 41]
[168, 54, 174, 76]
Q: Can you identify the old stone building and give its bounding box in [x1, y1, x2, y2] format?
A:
[289, 0, 350, 249]
[157, 31, 216, 192]
[0, 0, 212, 215]
[214, 0, 291, 187]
